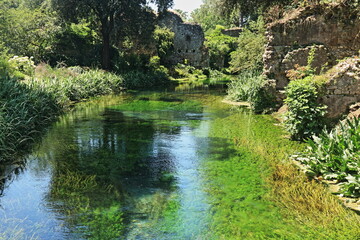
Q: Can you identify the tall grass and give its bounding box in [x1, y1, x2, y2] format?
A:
[0, 66, 124, 162]
[227, 71, 276, 113]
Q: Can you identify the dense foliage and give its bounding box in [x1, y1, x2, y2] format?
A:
[0, 56, 124, 161]
[51, 0, 173, 69]
[0, 0, 60, 60]
[218, 0, 291, 17]
[227, 71, 276, 113]
[293, 118, 360, 197]
[190, 0, 235, 32]
[153, 26, 175, 65]
[229, 17, 266, 73]
[205, 25, 237, 69]
[284, 77, 327, 140]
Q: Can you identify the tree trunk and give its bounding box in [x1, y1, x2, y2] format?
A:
[239, 11, 244, 28]
[101, 29, 111, 70]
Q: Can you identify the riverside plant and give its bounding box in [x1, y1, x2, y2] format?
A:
[0, 66, 124, 162]
[292, 118, 360, 197]
[227, 70, 276, 113]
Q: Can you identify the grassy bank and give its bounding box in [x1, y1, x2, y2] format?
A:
[0, 66, 124, 162]
[203, 105, 360, 239]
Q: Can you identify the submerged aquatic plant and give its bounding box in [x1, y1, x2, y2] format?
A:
[110, 99, 203, 113]
[49, 170, 123, 239]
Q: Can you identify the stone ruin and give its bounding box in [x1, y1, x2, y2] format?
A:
[263, 4, 360, 118]
[158, 11, 209, 67]
[264, 4, 360, 90]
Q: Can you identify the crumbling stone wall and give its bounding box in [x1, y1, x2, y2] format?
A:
[158, 11, 209, 67]
[321, 57, 360, 118]
[264, 4, 360, 89]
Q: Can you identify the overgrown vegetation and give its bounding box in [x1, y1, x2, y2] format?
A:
[224, 17, 271, 113]
[284, 77, 327, 140]
[229, 17, 266, 73]
[0, 57, 124, 161]
[204, 107, 360, 239]
[284, 47, 328, 140]
[227, 71, 276, 113]
[204, 25, 237, 69]
[293, 118, 360, 197]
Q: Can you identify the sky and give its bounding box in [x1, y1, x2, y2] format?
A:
[172, 0, 203, 13]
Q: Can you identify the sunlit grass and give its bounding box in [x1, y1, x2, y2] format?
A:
[203, 106, 360, 239]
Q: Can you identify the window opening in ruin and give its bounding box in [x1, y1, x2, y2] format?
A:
[185, 35, 191, 42]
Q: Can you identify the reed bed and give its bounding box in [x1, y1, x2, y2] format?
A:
[0, 68, 124, 162]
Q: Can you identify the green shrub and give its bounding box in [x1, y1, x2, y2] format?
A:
[8, 55, 35, 79]
[293, 118, 360, 197]
[174, 63, 207, 80]
[153, 26, 174, 65]
[227, 71, 276, 113]
[284, 76, 327, 140]
[205, 25, 237, 69]
[0, 54, 12, 77]
[229, 17, 266, 73]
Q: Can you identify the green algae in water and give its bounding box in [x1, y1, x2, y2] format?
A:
[2, 92, 358, 240]
[200, 111, 304, 239]
[49, 170, 124, 239]
[110, 99, 203, 113]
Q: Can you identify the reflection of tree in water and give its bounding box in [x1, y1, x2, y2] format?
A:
[0, 161, 25, 197]
[40, 107, 188, 238]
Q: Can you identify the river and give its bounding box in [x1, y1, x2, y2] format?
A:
[0, 91, 238, 239]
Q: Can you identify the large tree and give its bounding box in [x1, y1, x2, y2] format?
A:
[191, 0, 235, 32]
[215, 0, 291, 26]
[52, 0, 173, 69]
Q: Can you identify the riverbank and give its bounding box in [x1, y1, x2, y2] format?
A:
[0, 67, 125, 162]
[203, 103, 360, 239]
[0, 91, 359, 239]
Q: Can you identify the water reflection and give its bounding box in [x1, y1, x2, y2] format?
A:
[0, 94, 224, 239]
[0, 94, 239, 239]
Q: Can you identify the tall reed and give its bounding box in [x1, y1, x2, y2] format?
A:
[0, 68, 124, 162]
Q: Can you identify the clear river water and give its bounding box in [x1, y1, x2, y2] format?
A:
[0, 90, 241, 239]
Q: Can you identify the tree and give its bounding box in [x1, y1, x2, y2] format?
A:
[0, 0, 60, 60]
[51, 0, 173, 70]
[191, 0, 235, 32]
[229, 17, 266, 73]
[218, 0, 291, 19]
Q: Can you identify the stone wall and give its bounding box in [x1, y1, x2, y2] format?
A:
[321, 57, 360, 118]
[264, 4, 360, 89]
[158, 11, 209, 67]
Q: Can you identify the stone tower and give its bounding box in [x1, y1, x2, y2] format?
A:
[158, 11, 209, 68]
